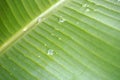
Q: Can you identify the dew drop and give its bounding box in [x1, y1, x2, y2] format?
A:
[85, 8, 90, 12]
[71, 37, 74, 39]
[44, 44, 47, 46]
[55, 28, 59, 31]
[58, 16, 65, 23]
[47, 49, 54, 55]
[82, 3, 89, 7]
[37, 17, 42, 23]
[23, 27, 28, 32]
[51, 33, 55, 36]
[61, 28, 65, 31]
[10, 73, 13, 75]
[38, 55, 40, 57]
[58, 37, 62, 40]
[13, 68, 16, 70]
[93, 9, 97, 12]
[76, 22, 79, 24]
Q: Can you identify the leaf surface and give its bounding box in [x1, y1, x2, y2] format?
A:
[0, 0, 120, 80]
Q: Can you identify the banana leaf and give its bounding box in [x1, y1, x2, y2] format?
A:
[0, 0, 120, 80]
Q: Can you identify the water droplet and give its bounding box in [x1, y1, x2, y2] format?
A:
[85, 8, 90, 12]
[58, 37, 62, 40]
[93, 9, 97, 12]
[47, 49, 54, 55]
[76, 22, 79, 24]
[61, 28, 65, 31]
[71, 37, 74, 39]
[43, 18, 46, 20]
[118, 0, 120, 2]
[82, 3, 89, 7]
[38, 55, 40, 57]
[44, 44, 47, 46]
[13, 68, 16, 70]
[10, 73, 13, 75]
[51, 33, 55, 36]
[23, 27, 28, 32]
[55, 28, 59, 31]
[37, 17, 41, 23]
[58, 16, 65, 23]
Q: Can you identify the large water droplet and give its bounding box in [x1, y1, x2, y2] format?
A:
[47, 49, 54, 55]
[58, 16, 65, 23]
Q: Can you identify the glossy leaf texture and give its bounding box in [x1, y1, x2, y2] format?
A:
[0, 0, 120, 80]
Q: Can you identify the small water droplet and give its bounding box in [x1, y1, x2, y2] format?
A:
[23, 27, 28, 32]
[71, 37, 74, 39]
[118, 0, 120, 2]
[61, 28, 65, 31]
[38, 55, 40, 57]
[55, 28, 59, 31]
[58, 16, 65, 23]
[85, 8, 90, 12]
[93, 9, 97, 12]
[13, 68, 16, 70]
[58, 37, 62, 40]
[47, 49, 54, 55]
[51, 33, 55, 36]
[82, 3, 89, 7]
[43, 18, 46, 20]
[76, 22, 79, 24]
[44, 44, 47, 46]
[10, 73, 13, 75]
[37, 17, 41, 23]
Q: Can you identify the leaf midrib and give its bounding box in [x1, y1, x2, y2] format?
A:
[0, 0, 66, 54]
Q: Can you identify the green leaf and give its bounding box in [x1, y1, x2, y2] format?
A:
[0, 0, 120, 80]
